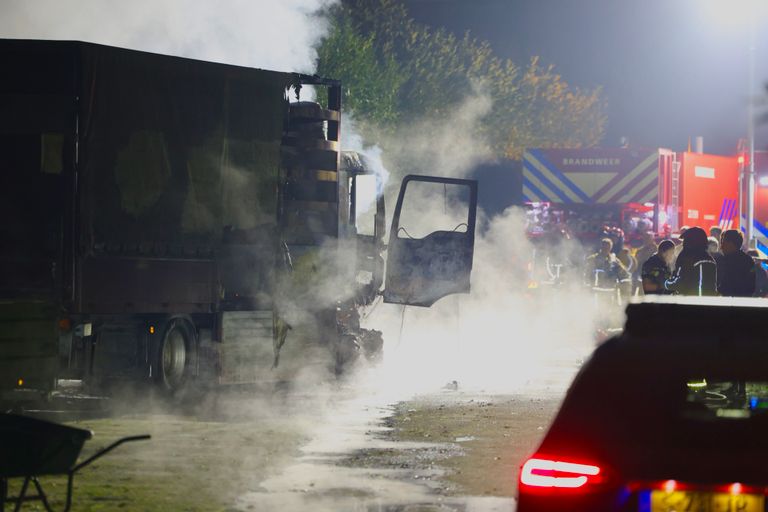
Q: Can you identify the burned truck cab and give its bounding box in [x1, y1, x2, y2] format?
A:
[0, 39, 479, 401]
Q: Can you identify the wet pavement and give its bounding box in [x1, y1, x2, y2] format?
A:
[237, 388, 517, 512]
[235, 352, 584, 512]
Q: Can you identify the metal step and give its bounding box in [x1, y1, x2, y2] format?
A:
[219, 310, 274, 385]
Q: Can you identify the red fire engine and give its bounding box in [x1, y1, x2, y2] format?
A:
[522, 148, 741, 246]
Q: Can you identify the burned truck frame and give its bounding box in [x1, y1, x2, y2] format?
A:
[0, 40, 478, 398]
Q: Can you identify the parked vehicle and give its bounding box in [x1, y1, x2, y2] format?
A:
[518, 297, 768, 512]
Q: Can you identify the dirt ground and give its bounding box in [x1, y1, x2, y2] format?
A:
[386, 394, 562, 497]
[5, 390, 563, 511]
[7, 405, 310, 511]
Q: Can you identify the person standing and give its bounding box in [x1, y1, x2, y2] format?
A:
[585, 238, 628, 307]
[634, 232, 657, 294]
[674, 226, 690, 258]
[665, 227, 717, 296]
[642, 240, 675, 295]
[707, 236, 724, 264]
[635, 232, 657, 268]
[747, 250, 768, 297]
[617, 248, 637, 300]
[586, 239, 625, 284]
[717, 230, 756, 297]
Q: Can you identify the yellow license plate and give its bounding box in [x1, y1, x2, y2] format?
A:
[650, 490, 764, 512]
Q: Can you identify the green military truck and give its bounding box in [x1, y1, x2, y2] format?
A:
[0, 39, 478, 401]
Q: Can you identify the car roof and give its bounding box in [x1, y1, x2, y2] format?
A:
[591, 297, 768, 379]
[625, 295, 768, 338]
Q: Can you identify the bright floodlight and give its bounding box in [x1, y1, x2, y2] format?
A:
[701, 0, 768, 29]
[759, 176, 768, 187]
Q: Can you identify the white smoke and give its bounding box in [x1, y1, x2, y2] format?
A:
[0, 0, 335, 73]
[352, 84, 603, 396]
[362, 207, 600, 396]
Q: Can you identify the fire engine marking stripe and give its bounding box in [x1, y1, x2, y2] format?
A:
[615, 167, 659, 204]
[592, 153, 656, 199]
[523, 159, 575, 203]
[637, 180, 659, 204]
[722, 199, 733, 228]
[727, 199, 738, 226]
[523, 177, 546, 202]
[595, 153, 659, 203]
[753, 219, 768, 239]
[527, 149, 592, 202]
[718, 198, 728, 226]
[726, 199, 735, 228]
[523, 156, 579, 203]
[607, 162, 658, 203]
[757, 239, 768, 258]
[721, 199, 736, 230]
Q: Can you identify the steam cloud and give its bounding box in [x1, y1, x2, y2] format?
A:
[355, 84, 603, 396]
[0, 0, 335, 73]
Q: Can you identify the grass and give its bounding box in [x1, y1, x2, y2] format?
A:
[5, 414, 308, 511]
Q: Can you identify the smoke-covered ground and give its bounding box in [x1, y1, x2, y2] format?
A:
[362, 207, 603, 397]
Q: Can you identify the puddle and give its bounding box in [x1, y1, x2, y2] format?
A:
[234, 350, 587, 512]
[235, 378, 516, 512]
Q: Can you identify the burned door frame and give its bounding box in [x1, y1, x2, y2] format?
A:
[384, 175, 478, 307]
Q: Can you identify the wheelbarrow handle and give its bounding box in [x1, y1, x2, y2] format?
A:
[71, 435, 151, 474]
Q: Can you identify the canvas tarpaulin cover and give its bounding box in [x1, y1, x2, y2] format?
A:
[78, 44, 294, 255]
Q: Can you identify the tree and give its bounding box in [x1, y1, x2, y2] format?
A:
[315, 5, 404, 127]
[315, 0, 607, 159]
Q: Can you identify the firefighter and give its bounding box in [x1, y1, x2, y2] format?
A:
[665, 227, 717, 296]
[634, 232, 657, 294]
[635, 232, 657, 269]
[599, 225, 624, 254]
[674, 226, 690, 258]
[617, 248, 637, 300]
[717, 229, 755, 297]
[641, 239, 675, 295]
[585, 238, 629, 304]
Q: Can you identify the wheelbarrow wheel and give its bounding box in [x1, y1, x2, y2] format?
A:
[154, 318, 197, 395]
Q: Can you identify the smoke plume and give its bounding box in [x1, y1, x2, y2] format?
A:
[0, 0, 335, 73]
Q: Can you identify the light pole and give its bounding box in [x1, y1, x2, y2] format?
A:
[746, 14, 756, 246]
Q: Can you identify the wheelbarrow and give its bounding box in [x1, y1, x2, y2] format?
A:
[0, 413, 150, 512]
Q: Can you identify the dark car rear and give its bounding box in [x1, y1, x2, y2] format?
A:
[518, 297, 768, 512]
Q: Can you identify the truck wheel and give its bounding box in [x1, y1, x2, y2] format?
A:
[155, 318, 197, 393]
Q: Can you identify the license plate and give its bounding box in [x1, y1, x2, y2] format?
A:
[649, 490, 764, 512]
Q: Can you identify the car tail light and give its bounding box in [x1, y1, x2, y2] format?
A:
[520, 456, 603, 489]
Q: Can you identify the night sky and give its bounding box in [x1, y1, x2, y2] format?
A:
[404, 0, 768, 155]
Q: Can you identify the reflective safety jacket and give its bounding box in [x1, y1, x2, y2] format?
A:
[585, 252, 628, 290]
[641, 253, 672, 295]
[665, 249, 717, 296]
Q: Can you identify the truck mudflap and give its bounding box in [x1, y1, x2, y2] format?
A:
[0, 301, 58, 395]
[384, 175, 478, 307]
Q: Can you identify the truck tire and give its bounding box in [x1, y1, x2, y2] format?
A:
[154, 318, 197, 394]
